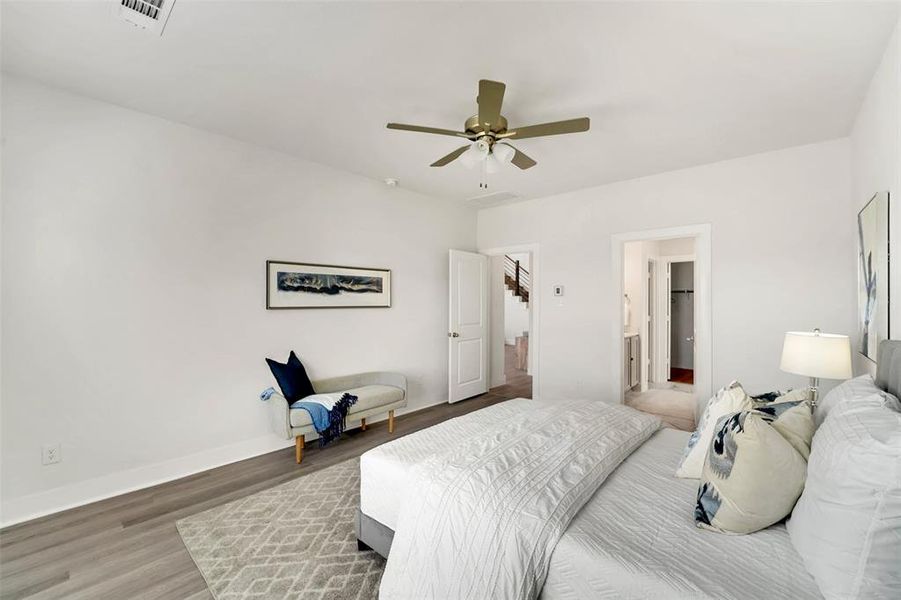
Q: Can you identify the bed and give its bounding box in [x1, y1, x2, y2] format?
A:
[358, 398, 821, 599]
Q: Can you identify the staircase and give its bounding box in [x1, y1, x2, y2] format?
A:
[504, 255, 530, 305]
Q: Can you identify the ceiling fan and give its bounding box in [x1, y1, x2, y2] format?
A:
[387, 79, 590, 188]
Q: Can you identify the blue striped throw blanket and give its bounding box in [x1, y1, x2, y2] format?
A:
[260, 387, 358, 446]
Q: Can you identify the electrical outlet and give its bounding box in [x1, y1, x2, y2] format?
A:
[42, 443, 61, 465]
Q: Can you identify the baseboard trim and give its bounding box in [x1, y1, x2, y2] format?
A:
[1, 398, 450, 528]
[0, 434, 295, 528]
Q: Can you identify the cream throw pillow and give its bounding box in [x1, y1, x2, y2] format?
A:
[752, 389, 815, 459]
[694, 409, 807, 534]
[676, 381, 752, 478]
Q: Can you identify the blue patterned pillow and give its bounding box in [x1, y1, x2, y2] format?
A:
[750, 389, 792, 403]
[694, 408, 808, 534]
[676, 381, 751, 478]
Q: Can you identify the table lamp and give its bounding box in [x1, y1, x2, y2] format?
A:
[780, 329, 852, 407]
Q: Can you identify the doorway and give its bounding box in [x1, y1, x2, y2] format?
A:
[669, 260, 695, 388]
[500, 253, 532, 396]
[448, 246, 538, 404]
[483, 244, 539, 400]
[613, 226, 711, 429]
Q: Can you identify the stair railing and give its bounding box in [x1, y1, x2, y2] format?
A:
[503, 255, 530, 301]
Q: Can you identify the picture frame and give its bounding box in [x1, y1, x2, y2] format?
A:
[266, 261, 392, 309]
[857, 191, 890, 362]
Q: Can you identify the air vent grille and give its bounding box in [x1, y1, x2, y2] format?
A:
[466, 191, 520, 208]
[116, 0, 175, 35]
[121, 0, 162, 20]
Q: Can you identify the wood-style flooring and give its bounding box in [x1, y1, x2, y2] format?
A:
[496, 343, 532, 397]
[0, 368, 531, 600]
[669, 367, 694, 385]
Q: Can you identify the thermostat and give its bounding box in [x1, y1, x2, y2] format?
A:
[553, 285, 564, 297]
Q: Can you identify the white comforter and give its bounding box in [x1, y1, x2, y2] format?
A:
[378, 399, 661, 600]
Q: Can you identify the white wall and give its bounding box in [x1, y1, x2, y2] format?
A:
[658, 238, 695, 257]
[623, 242, 643, 335]
[850, 16, 901, 375]
[504, 290, 529, 344]
[0, 77, 477, 525]
[489, 255, 506, 388]
[478, 139, 855, 405]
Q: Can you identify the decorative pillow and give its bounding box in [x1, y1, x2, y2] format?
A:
[750, 389, 792, 403]
[694, 409, 807, 534]
[265, 351, 316, 403]
[787, 393, 901, 600]
[752, 389, 815, 459]
[676, 381, 752, 478]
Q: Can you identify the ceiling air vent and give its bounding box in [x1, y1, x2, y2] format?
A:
[466, 191, 520, 209]
[116, 0, 176, 36]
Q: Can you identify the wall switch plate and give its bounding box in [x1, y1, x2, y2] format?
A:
[553, 285, 564, 297]
[42, 443, 61, 465]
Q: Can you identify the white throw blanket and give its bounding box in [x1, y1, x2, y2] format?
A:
[379, 399, 661, 600]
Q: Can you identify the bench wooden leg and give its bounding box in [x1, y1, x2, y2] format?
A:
[295, 435, 304, 464]
[388, 410, 395, 434]
[360, 418, 367, 431]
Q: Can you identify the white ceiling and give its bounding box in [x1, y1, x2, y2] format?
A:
[2, 1, 898, 204]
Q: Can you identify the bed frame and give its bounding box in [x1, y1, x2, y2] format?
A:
[356, 508, 395, 558]
[356, 339, 901, 559]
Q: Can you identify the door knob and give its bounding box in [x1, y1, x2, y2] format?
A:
[686, 336, 694, 342]
[448, 332, 460, 338]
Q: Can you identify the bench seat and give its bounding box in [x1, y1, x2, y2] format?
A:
[289, 384, 405, 427]
[267, 371, 407, 463]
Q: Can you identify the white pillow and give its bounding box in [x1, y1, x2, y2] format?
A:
[676, 381, 751, 478]
[815, 373, 885, 426]
[787, 393, 901, 599]
[695, 409, 807, 534]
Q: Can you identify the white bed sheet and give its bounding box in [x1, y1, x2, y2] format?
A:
[540, 428, 822, 600]
[360, 402, 822, 600]
[359, 397, 535, 529]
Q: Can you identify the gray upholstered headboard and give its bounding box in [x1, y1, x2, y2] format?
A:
[874, 340, 901, 399]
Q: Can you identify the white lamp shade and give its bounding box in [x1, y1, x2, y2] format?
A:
[780, 331, 852, 380]
[492, 142, 515, 164]
[485, 154, 501, 174]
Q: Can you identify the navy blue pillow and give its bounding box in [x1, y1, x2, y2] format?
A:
[266, 351, 316, 403]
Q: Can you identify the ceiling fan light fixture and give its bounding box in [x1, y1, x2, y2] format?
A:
[458, 144, 480, 168]
[386, 79, 589, 187]
[492, 142, 515, 164]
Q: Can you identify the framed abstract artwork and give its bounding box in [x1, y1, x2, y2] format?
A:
[858, 191, 890, 362]
[266, 261, 391, 309]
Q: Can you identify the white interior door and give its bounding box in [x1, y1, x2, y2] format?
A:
[448, 249, 489, 403]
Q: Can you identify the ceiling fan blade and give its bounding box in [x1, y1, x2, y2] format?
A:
[478, 80, 506, 129]
[502, 117, 590, 140]
[430, 145, 471, 167]
[508, 145, 537, 170]
[387, 123, 473, 138]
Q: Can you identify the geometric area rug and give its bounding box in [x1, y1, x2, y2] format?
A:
[176, 458, 384, 599]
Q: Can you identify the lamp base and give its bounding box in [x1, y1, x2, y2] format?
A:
[808, 376, 820, 408]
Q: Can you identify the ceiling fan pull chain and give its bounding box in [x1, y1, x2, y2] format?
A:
[481, 157, 488, 189]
